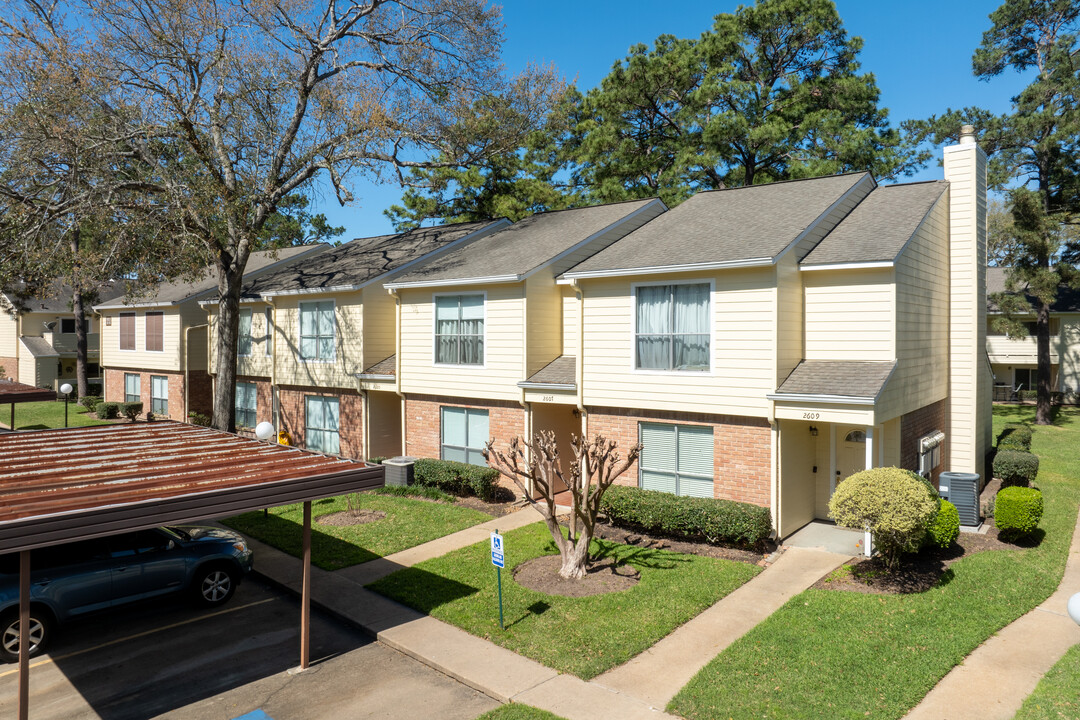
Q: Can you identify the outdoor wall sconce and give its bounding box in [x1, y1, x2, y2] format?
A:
[809, 425, 819, 436]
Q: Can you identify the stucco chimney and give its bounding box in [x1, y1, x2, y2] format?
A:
[943, 129, 992, 478]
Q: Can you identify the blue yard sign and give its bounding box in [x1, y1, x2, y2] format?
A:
[491, 530, 505, 629]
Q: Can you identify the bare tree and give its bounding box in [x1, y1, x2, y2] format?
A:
[485, 432, 640, 580]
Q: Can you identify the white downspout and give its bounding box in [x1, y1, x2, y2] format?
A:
[570, 279, 586, 438]
[389, 288, 406, 456]
[265, 297, 279, 432]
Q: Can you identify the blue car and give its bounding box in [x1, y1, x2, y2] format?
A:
[0, 525, 254, 662]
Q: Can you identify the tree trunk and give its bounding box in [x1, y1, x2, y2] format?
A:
[557, 534, 591, 580]
[70, 229, 89, 398]
[1036, 298, 1052, 425]
[210, 250, 246, 433]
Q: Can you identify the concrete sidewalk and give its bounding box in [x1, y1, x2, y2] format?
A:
[904, 507, 1080, 720]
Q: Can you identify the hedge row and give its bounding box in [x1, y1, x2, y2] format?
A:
[993, 449, 1039, 487]
[995, 486, 1043, 540]
[997, 423, 1033, 452]
[411, 458, 500, 501]
[599, 484, 772, 548]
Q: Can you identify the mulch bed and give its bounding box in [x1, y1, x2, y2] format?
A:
[512, 554, 640, 597]
[452, 487, 525, 518]
[317, 509, 387, 526]
[589, 521, 771, 566]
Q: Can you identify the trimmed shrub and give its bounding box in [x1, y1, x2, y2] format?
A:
[997, 422, 1033, 449]
[599, 484, 773, 548]
[995, 486, 1043, 540]
[923, 499, 960, 550]
[372, 485, 455, 503]
[96, 402, 120, 419]
[828, 467, 939, 569]
[188, 411, 211, 427]
[78, 395, 102, 413]
[367, 456, 387, 465]
[1019, 389, 1038, 402]
[412, 458, 499, 501]
[121, 401, 143, 421]
[993, 450, 1039, 487]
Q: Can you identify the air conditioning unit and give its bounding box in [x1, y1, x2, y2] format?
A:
[382, 456, 416, 487]
[938, 471, 981, 527]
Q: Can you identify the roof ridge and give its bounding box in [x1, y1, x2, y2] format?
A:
[687, 171, 872, 198]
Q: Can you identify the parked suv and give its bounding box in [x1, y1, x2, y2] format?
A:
[0, 525, 254, 662]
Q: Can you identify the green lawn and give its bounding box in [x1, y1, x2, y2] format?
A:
[475, 705, 568, 720]
[222, 493, 492, 570]
[669, 405, 1080, 720]
[1014, 643, 1080, 720]
[0, 398, 111, 430]
[368, 522, 761, 680]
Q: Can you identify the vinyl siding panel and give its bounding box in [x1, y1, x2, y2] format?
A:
[398, 284, 524, 402]
[99, 307, 187, 372]
[779, 419, 817, 537]
[362, 286, 397, 369]
[273, 293, 363, 390]
[525, 270, 563, 376]
[561, 286, 579, 357]
[803, 268, 894, 361]
[18, 346, 38, 386]
[0, 307, 17, 358]
[775, 255, 804, 386]
[579, 268, 774, 416]
[1062, 316, 1080, 392]
[234, 302, 272, 378]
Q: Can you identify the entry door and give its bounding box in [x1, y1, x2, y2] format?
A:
[833, 427, 867, 494]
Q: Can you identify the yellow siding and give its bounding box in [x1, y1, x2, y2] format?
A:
[273, 293, 363, 390]
[0, 306, 16, 359]
[803, 268, 894, 361]
[775, 254, 804, 387]
[18, 346, 37, 386]
[561, 286, 579, 357]
[779, 419, 817, 537]
[398, 284, 524, 402]
[877, 195, 950, 422]
[367, 390, 402, 457]
[579, 268, 774, 416]
[1062, 317, 1080, 393]
[235, 302, 272, 378]
[99, 307, 187, 371]
[362, 286, 397, 369]
[525, 270, 563, 376]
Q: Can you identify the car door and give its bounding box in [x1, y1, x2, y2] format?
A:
[31, 539, 115, 618]
[108, 529, 188, 604]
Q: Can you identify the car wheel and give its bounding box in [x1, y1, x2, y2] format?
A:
[0, 608, 53, 664]
[192, 564, 237, 607]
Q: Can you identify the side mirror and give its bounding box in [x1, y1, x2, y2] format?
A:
[167, 540, 176, 551]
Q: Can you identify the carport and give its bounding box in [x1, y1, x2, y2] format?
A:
[0, 379, 56, 431]
[0, 421, 384, 720]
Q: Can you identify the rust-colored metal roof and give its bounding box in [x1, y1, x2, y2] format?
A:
[0, 380, 56, 404]
[0, 421, 384, 553]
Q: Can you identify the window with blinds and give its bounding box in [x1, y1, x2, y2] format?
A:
[124, 373, 140, 403]
[237, 309, 252, 356]
[638, 422, 714, 498]
[119, 312, 136, 350]
[150, 375, 168, 415]
[236, 382, 257, 429]
[305, 396, 340, 455]
[299, 301, 335, 360]
[145, 312, 163, 352]
[440, 407, 489, 466]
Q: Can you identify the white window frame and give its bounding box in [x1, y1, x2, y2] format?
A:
[265, 307, 273, 357]
[432, 291, 487, 368]
[918, 431, 945, 479]
[637, 421, 715, 497]
[630, 279, 714, 375]
[440, 406, 489, 466]
[305, 395, 340, 455]
[298, 300, 336, 363]
[236, 382, 257, 429]
[237, 308, 253, 357]
[123, 373, 141, 403]
[150, 375, 168, 416]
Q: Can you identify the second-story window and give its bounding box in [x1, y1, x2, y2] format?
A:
[60, 318, 76, 334]
[435, 294, 484, 365]
[145, 312, 163, 352]
[119, 312, 136, 350]
[237, 309, 252, 357]
[635, 283, 710, 371]
[299, 300, 335, 361]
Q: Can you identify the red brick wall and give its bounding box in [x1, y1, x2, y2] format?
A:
[900, 399, 947, 486]
[278, 385, 363, 459]
[586, 406, 772, 507]
[103, 367, 212, 421]
[0, 356, 17, 382]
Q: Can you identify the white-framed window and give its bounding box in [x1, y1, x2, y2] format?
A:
[305, 395, 340, 455]
[265, 307, 273, 356]
[919, 431, 945, 479]
[440, 407, 489, 466]
[150, 375, 168, 416]
[237, 308, 252, 357]
[634, 282, 710, 371]
[124, 373, 140, 403]
[638, 422, 714, 498]
[299, 300, 335, 361]
[236, 382, 257, 429]
[434, 294, 484, 365]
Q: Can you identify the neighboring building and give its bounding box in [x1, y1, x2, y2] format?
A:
[0, 283, 123, 391]
[986, 266, 1080, 402]
[205, 220, 511, 457]
[94, 246, 321, 420]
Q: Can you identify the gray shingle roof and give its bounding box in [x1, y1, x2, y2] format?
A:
[518, 356, 576, 388]
[562, 173, 870, 277]
[358, 355, 396, 378]
[774, 360, 896, 399]
[801, 181, 947, 267]
[4, 281, 125, 314]
[20, 336, 59, 358]
[387, 200, 659, 286]
[241, 221, 503, 298]
[986, 266, 1080, 313]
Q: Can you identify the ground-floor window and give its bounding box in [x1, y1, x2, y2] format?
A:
[440, 406, 489, 466]
[236, 382, 257, 429]
[124, 373, 140, 403]
[638, 422, 714, 498]
[150, 375, 168, 416]
[305, 395, 340, 455]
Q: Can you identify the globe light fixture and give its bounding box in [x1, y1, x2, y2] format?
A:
[60, 383, 73, 428]
[1068, 592, 1080, 628]
[255, 421, 276, 442]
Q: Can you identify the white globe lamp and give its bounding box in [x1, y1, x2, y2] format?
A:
[1068, 592, 1080, 628]
[255, 421, 276, 442]
[60, 383, 73, 428]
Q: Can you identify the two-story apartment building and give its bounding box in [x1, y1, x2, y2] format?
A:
[95, 246, 320, 420]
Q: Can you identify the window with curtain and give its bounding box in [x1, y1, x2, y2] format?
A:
[119, 312, 136, 350]
[440, 407, 489, 466]
[237, 309, 252, 356]
[638, 422, 714, 498]
[434, 294, 484, 365]
[305, 396, 340, 455]
[635, 283, 710, 371]
[124, 373, 140, 403]
[299, 301, 335, 360]
[144, 312, 163, 352]
[150, 375, 168, 416]
[236, 382, 257, 429]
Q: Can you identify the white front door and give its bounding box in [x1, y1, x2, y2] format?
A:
[833, 427, 867, 496]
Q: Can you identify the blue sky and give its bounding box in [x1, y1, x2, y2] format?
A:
[313, 0, 1027, 241]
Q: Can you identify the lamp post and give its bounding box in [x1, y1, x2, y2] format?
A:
[60, 383, 73, 428]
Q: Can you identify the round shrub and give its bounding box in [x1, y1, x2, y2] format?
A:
[923, 500, 960, 550]
[78, 395, 102, 413]
[96, 401, 120, 419]
[828, 467, 939, 569]
[995, 486, 1043, 540]
[993, 450, 1039, 487]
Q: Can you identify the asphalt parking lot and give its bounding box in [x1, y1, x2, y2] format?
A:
[0, 576, 499, 720]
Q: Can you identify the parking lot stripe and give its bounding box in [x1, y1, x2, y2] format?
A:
[0, 597, 278, 679]
[231, 711, 273, 720]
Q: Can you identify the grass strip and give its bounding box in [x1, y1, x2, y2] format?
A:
[669, 406, 1080, 720]
[1013, 643, 1080, 720]
[223, 493, 490, 570]
[368, 522, 761, 680]
[1, 399, 111, 430]
[475, 705, 568, 720]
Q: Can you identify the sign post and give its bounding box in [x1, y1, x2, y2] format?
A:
[491, 530, 505, 630]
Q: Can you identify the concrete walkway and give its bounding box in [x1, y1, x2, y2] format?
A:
[244, 506, 852, 719]
[904, 507, 1080, 720]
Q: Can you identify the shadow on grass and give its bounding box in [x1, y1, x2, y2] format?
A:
[504, 600, 552, 629]
[224, 511, 379, 569]
[17, 423, 48, 430]
[1002, 528, 1047, 548]
[367, 566, 481, 614]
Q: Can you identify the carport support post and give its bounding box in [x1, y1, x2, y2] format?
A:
[18, 550, 29, 720]
[301, 500, 311, 670]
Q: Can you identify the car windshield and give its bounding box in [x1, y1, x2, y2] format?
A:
[162, 526, 190, 542]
